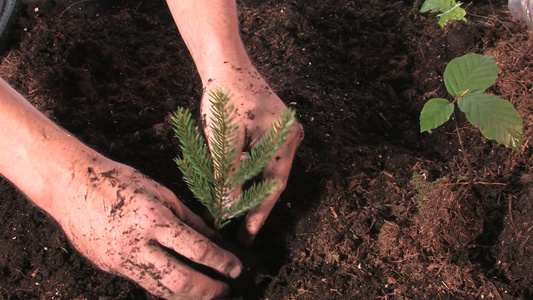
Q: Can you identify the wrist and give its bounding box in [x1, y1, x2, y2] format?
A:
[17, 133, 110, 223]
[166, 0, 253, 85]
[45, 149, 112, 224]
[201, 62, 275, 99]
[197, 46, 253, 86]
[0, 79, 111, 222]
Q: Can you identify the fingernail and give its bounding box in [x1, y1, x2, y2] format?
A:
[229, 265, 242, 279]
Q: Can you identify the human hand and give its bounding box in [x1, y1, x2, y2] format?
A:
[0, 62, 241, 299]
[200, 63, 304, 245]
[51, 159, 242, 300]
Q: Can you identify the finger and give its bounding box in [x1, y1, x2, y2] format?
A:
[203, 208, 214, 225]
[124, 244, 229, 300]
[154, 216, 242, 279]
[239, 123, 304, 245]
[154, 185, 217, 240]
[180, 204, 218, 240]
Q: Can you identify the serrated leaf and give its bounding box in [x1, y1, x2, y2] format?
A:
[458, 93, 523, 151]
[437, 4, 467, 27]
[444, 54, 499, 97]
[420, 0, 456, 13]
[420, 98, 455, 132]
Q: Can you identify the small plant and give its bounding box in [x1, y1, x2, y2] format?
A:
[420, 54, 523, 153]
[171, 88, 295, 230]
[419, 0, 467, 27]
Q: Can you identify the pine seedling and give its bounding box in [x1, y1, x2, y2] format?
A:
[171, 88, 295, 230]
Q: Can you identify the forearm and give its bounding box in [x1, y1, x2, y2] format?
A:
[0, 78, 103, 217]
[166, 0, 252, 85]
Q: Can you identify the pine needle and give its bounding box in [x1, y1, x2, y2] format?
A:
[227, 179, 278, 221]
[208, 89, 240, 219]
[174, 157, 216, 215]
[171, 108, 214, 182]
[232, 109, 295, 185]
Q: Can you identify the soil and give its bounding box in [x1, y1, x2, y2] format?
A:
[0, 0, 532, 299]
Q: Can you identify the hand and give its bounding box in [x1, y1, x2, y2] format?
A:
[0, 77, 241, 299]
[165, 0, 303, 244]
[200, 63, 304, 245]
[52, 159, 242, 300]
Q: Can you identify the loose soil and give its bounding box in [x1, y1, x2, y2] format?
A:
[1, 0, 532, 299]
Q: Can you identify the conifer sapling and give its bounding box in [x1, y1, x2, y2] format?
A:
[171, 88, 296, 230]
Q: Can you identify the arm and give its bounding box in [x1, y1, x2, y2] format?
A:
[167, 0, 304, 244]
[166, 0, 249, 85]
[0, 77, 241, 299]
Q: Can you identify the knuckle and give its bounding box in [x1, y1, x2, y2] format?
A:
[144, 281, 174, 300]
[190, 241, 210, 261]
[204, 287, 224, 300]
[171, 273, 193, 294]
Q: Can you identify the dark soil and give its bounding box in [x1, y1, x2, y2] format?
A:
[1, 0, 532, 299]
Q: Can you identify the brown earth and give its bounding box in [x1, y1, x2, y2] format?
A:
[0, 0, 532, 299]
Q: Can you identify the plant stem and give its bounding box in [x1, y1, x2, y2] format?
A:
[410, 0, 421, 16]
[453, 110, 474, 185]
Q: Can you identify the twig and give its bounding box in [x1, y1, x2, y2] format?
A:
[330, 206, 338, 219]
[487, 280, 503, 300]
[58, 0, 94, 20]
[443, 181, 507, 186]
[508, 196, 520, 235]
[453, 110, 473, 185]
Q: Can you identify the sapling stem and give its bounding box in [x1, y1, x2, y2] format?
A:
[452, 110, 473, 185]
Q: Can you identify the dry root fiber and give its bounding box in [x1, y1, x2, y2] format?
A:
[417, 181, 485, 255]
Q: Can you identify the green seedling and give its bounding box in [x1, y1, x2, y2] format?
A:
[420, 0, 467, 27]
[420, 53, 523, 153]
[171, 88, 295, 230]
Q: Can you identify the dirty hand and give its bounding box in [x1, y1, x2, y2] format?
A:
[166, 0, 303, 244]
[0, 78, 242, 299]
[200, 63, 304, 245]
[52, 159, 242, 299]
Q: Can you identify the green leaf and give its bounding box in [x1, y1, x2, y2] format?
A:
[436, 4, 466, 27]
[420, 98, 454, 133]
[420, 0, 456, 13]
[458, 93, 523, 151]
[444, 54, 499, 97]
